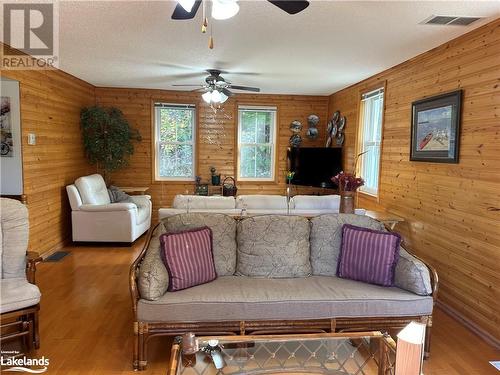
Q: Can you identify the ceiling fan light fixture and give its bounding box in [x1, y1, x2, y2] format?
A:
[202, 91, 213, 104]
[212, 0, 239, 20]
[211, 89, 222, 103]
[220, 92, 229, 103]
[178, 0, 196, 12]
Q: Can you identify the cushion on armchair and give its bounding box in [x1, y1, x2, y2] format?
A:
[236, 215, 311, 278]
[337, 224, 400, 287]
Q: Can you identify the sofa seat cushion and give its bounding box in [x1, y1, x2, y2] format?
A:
[0, 278, 41, 314]
[137, 276, 433, 322]
[162, 213, 237, 276]
[236, 215, 311, 278]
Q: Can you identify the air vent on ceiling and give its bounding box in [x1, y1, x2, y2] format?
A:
[422, 15, 483, 26]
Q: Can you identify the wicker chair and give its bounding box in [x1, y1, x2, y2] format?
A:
[0, 198, 42, 351]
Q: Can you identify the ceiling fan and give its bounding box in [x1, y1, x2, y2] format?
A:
[172, 0, 310, 20]
[173, 69, 260, 104]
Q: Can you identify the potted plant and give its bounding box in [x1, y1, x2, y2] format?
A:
[331, 151, 367, 214]
[80, 106, 141, 183]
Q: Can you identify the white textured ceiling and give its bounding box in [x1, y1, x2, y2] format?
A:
[55, 1, 500, 95]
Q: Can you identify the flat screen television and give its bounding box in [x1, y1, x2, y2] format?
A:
[288, 147, 342, 188]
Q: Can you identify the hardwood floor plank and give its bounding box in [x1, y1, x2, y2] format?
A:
[21, 240, 500, 374]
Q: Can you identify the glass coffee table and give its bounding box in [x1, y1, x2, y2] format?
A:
[168, 332, 396, 375]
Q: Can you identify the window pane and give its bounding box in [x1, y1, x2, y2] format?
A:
[240, 145, 256, 178]
[359, 92, 383, 195]
[256, 113, 272, 143]
[241, 112, 256, 143]
[238, 108, 276, 180]
[158, 143, 193, 178]
[159, 108, 193, 143]
[255, 145, 272, 178]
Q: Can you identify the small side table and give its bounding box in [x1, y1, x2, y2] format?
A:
[364, 210, 404, 230]
[117, 187, 150, 195]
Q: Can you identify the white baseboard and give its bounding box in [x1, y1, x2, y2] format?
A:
[437, 301, 500, 349]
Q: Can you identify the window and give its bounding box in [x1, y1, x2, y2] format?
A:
[154, 103, 196, 180]
[358, 88, 384, 196]
[237, 106, 277, 181]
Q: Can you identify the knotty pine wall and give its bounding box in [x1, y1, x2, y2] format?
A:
[328, 19, 500, 344]
[95, 88, 330, 213]
[1, 46, 96, 255]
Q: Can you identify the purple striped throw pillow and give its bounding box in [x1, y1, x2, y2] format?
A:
[337, 224, 401, 287]
[160, 227, 217, 292]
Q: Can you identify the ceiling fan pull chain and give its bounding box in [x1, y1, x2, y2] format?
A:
[201, 0, 207, 33]
[208, 18, 214, 49]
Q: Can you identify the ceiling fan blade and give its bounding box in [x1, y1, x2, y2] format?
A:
[172, 84, 205, 87]
[267, 0, 309, 15]
[171, 0, 202, 20]
[222, 88, 234, 97]
[228, 85, 260, 92]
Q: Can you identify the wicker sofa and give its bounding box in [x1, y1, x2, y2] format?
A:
[130, 213, 438, 370]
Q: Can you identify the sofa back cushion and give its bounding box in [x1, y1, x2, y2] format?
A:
[138, 223, 170, 300]
[337, 224, 400, 286]
[236, 215, 311, 278]
[74, 174, 110, 205]
[160, 227, 216, 291]
[236, 195, 288, 209]
[172, 195, 235, 209]
[292, 195, 340, 210]
[162, 213, 237, 276]
[310, 214, 385, 276]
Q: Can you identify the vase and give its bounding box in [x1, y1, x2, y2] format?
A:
[339, 191, 355, 214]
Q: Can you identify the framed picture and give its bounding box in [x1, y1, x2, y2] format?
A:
[410, 90, 462, 163]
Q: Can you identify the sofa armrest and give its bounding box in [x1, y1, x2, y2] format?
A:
[80, 203, 137, 212]
[129, 224, 160, 316]
[26, 251, 42, 285]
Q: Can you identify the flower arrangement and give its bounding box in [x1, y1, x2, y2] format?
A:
[331, 172, 364, 192]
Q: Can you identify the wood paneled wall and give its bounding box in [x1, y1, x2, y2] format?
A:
[95, 88, 330, 214]
[1, 45, 96, 255]
[328, 19, 500, 344]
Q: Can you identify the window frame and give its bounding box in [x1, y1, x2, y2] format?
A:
[153, 102, 197, 182]
[237, 105, 278, 182]
[357, 86, 385, 198]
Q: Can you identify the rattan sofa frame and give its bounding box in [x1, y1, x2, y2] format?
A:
[129, 221, 438, 371]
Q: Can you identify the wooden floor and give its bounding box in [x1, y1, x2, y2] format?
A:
[23, 236, 499, 374]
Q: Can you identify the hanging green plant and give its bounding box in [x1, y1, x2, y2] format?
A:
[80, 106, 141, 182]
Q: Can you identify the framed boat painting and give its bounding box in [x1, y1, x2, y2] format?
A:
[410, 90, 462, 163]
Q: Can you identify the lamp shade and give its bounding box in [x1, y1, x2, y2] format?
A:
[212, 0, 239, 20]
[178, 0, 196, 12]
[202, 91, 212, 104]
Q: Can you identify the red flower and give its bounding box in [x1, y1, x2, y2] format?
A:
[331, 171, 365, 192]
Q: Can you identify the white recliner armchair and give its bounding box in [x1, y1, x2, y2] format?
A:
[66, 174, 151, 242]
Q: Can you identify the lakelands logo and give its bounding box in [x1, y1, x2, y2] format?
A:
[1, 352, 49, 373]
[1, 1, 59, 69]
